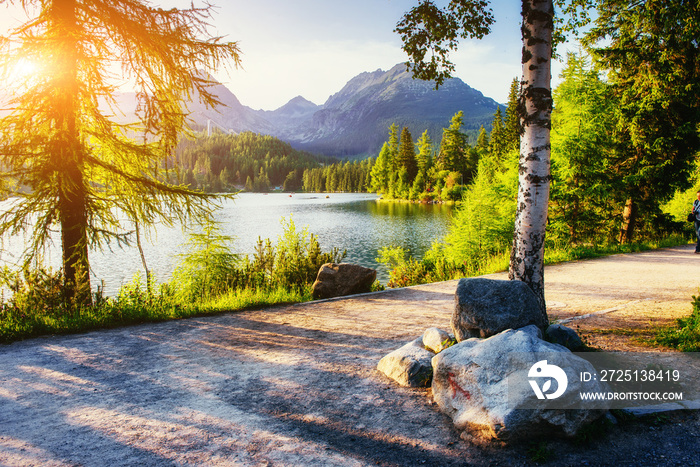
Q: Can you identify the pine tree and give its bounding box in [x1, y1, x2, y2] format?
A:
[386, 123, 399, 173]
[397, 127, 418, 183]
[488, 107, 507, 161]
[582, 0, 700, 243]
[370, 143, 391, 194]
[550, 50, 618, 244]
[0, 0, 240, 301]
[438, 111, 468, 173]
[415, 130, 433, 174]
[504, 77, 521, 153]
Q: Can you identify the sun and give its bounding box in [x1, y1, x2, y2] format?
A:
[1, 57, 43, 95]
[13, 58, 39, 77]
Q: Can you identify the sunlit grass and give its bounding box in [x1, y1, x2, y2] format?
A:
[653, 294, 700, 352]
[0, 286, 311, 345]
[0, 234, 692, 345]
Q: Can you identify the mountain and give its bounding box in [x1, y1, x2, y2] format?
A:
[254, 96, 320, 141]
[285, 63, 500, 156]
[108, 64, 502, 158]
[187, 81, 274, 134]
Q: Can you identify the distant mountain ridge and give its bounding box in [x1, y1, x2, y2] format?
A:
[186, 64, 502, 157]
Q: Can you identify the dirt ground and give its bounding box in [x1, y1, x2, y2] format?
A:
[1, 245, 699, 466]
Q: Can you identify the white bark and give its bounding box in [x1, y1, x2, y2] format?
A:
[509, 0, 554, 321]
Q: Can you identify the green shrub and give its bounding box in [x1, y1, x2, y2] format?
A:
[169, 217, 345, 304]
[654, 294, 700, 351]
[0, 217, 347, 343]
[170, 221, 242, 303]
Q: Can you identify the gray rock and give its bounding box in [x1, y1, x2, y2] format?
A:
[422, 327, 455, 353]
[377, 337, 434, 387]
[431, 325, 605, 441]
[452, 278, 547, 340]
[546, 324, 585, 351]
[311, 263, 376, 300]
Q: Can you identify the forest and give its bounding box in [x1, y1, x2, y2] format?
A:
[177, 49, 698, 252]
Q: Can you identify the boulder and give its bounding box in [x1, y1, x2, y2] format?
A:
[377, 337, 434, 387]
[422, 327, 455, 353]
[546, 324, 585, 351]
[452, 278, 547, 340]
[432, 325, 605, 441]
[311, 263, 376, 300]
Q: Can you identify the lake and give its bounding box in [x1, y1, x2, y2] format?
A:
[0, 193, 454, 296]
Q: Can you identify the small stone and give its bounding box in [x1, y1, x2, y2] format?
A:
[422, 327, 454, 353]
[377, 337, 434, 387]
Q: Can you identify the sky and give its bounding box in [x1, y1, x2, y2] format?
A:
[0, 0, 567, 110]
[163, 0, 565, 109]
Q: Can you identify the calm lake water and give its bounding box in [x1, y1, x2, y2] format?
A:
[0, 193, 454, 296]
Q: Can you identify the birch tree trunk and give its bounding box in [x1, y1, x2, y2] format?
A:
[509, 0, 554, 322]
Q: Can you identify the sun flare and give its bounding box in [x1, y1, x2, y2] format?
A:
[2, 58, 43, 94]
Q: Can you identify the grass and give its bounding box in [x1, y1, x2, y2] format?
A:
[424, 234, 690, 284]
[653, 294, 700, 351]
[0, 233, 694, 346]
[0, 285, 311, 345]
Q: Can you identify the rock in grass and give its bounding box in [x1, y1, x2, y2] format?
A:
[311, 263, 376, 300]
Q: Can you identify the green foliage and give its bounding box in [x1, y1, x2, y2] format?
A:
[438, 111, 469, 174]
[304, 158, 372, 193]
[549, 50, 621, 245]
[654, 294, 700, 352]
[581, 1, 700, 241]
[377, 245, 464, 288]
[379, 233, 689, 290]
[395, 0, 494, 86]
[443, 149, 519, 263]
[369, 112, 476, 202]
[0, 1, 241, 297]
[176, 132, 328, 192]
[266, 217, 347, 291]
[397, 127, 418, 182]
[171, 216, 346, 303]
[0, 266, 98, 319]
[0, 217, 347, 343]
[170, 222, 241, 303]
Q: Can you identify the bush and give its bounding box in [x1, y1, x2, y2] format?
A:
[169, 217, 346, 303]
[654, 294, 700, 351]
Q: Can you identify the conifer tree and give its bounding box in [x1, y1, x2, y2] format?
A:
[550, 51, 618, 244]
[437, 111, 468, 173]
[488, 107, 507, 161]
[397, 127, 418, 182]
[504, 77, 521, 153]
[0, 0, 241, 301]
[582, 0, 700, 243]
[386, 123, 400, 172]
[370, 143, 391, 194]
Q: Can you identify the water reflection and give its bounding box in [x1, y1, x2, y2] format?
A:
[1, 193, 454, 295]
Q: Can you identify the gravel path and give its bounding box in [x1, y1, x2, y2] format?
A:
[1, 244, 699, 466]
